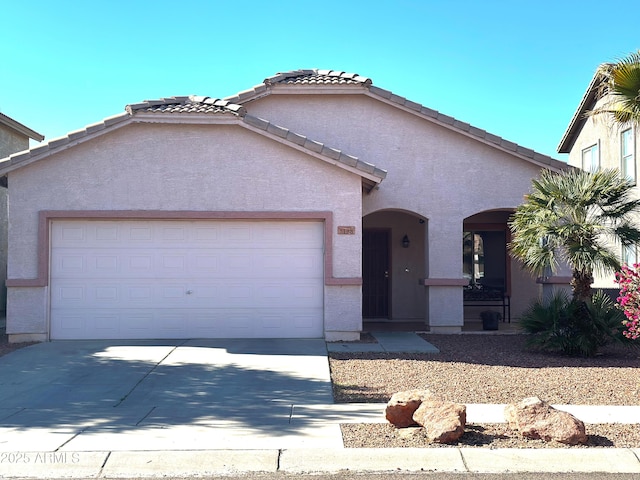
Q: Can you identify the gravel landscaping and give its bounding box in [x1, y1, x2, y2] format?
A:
[0, 333, 34, 358]
[330, 333, 640, 448]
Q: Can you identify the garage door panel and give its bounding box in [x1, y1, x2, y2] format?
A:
[50, 219, 324, 339]
[52, 280, 323, 310]
[51, 308, 324, 340]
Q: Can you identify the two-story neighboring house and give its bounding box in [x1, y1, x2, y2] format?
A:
[558, 69, 638, 289]
[0, 113, 44, 313]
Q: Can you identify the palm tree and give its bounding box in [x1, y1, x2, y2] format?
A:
[509, 168, 640, 304]
[587, 50, 640, 127]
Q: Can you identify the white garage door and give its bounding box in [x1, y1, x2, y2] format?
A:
[50, 219, 324, 339]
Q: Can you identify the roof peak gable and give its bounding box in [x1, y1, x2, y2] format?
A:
[225, 69, 567, 171]
[0, 95, 386, 191]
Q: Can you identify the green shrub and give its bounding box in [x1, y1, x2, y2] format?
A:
[519, 290, 632, 356]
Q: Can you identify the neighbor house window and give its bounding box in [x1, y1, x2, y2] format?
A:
[582, 143, 599, 172]
[623, 244, 637, 267]
[621, 128, 635, 182]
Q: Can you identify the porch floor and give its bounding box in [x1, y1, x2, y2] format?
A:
[363, 320, 521, 334]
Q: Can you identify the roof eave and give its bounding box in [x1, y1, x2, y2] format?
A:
[557, 71, 603, 154]
[0, 113, 44, 142]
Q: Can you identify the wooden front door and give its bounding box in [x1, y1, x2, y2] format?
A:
[362, 229, 390, 318]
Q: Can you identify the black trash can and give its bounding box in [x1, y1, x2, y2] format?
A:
[480, 310, 501, 331]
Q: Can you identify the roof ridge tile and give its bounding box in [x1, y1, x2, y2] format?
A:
[127, 96, 246, 116]
[320, 145, 341, 160]
[339, 153, 358, 167]
[368, 85, 392, 99]
[500, 139, 518, 151]
[303, 138, 323, 153]
[286, 131, 307, 146]
[437, 113, 455, 125]
[356, 160, 376, 175]
[453, 120, 471, 132]
[266, 123, 289, 139]
[243, 115, 269, 130]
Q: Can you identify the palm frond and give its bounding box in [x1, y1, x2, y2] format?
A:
[587, 50, 640, 127]
[510, 167, 640, 300]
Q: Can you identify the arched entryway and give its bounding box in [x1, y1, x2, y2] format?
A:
[463, 209, 535, 327]
[362, 209, 427, 329]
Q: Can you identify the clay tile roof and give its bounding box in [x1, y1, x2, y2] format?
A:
[263, 69, 372, 86]
[126, 96, 247, 116]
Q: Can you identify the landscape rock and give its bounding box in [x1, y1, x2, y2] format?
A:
[412, 399, 466, 443]
[385, 389, 433, 427]
[396, 427, 425, 440]
[504, 396, 587, 445]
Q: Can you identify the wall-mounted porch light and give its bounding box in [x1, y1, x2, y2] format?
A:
[402, 234, 410, 248]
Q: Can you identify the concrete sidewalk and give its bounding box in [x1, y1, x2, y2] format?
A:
[0, 402, 639, 478]
[0, 448, 639, 478]
[327, 331, 440, 353]
[1, 442, 640, 477]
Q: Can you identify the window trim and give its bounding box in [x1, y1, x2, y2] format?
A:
[621, 128, 635, 184]
[582, 141, 600, 172]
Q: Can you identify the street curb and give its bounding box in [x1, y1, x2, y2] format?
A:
[1, 448, 640, 478]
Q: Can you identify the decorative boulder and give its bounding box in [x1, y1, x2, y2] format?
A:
[412, 399, 466, 444]
[504, 396, 587, 445]
[385, 389, 433, 427]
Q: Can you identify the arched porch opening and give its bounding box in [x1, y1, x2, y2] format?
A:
[463, 209, 534, 328]
[362, 209, 427, 330]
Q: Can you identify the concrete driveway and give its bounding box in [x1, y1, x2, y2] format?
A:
[0, 339, 342, 451]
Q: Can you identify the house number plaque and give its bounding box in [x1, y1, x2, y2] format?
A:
[337, 226, 356, 235]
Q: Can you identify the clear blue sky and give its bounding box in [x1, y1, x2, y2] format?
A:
[2, 1, 638, 160]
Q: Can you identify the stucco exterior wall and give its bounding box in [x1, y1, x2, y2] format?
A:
[566, 97, 640, 289]
[247, 94, 549, 328]
[6, 123, 364, 340]
[0, 125, 30, 315]
[0, 125, 29, 159]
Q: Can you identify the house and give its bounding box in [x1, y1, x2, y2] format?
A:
[558, 68, 638, 288]
[0, 114, 43, 314]
[0, 70, 569, 342]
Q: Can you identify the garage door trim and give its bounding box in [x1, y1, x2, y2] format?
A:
[6, 210, 362, 288]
